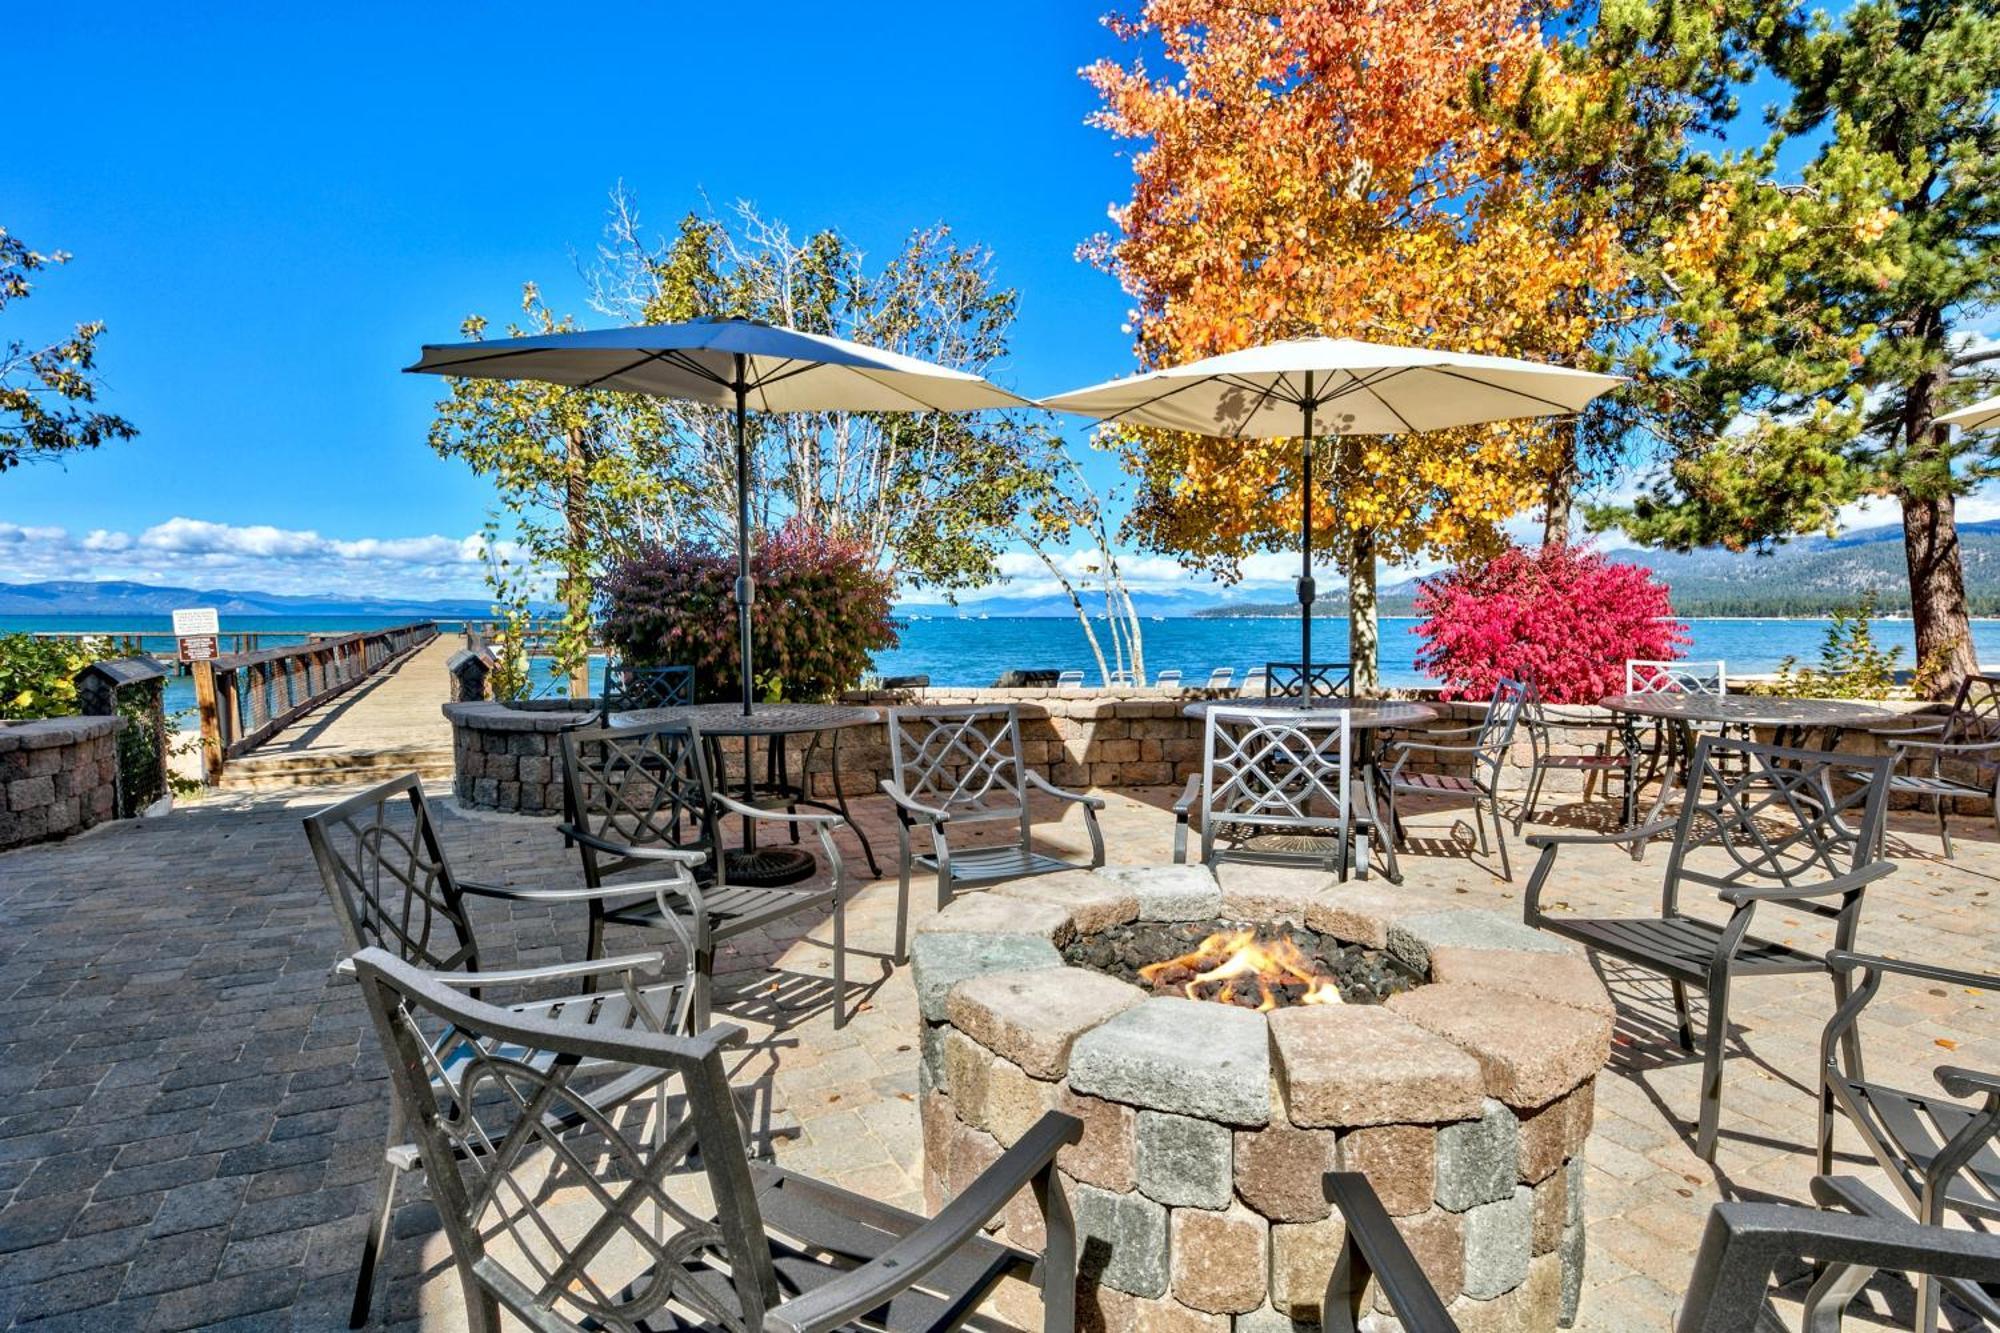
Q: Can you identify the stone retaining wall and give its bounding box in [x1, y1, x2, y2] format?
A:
[0, 715, 121, 851]
[444, 688, 1940, 816]
[912, 863, 1612, 1331]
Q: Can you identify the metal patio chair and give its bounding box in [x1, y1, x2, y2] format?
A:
[559, 719, 856, 1030]
[1265, 660, 1354, 700]
[598, 662, 695, 723]
[1382, 678, 1528, 881]
[1819, 949, 2000, 1330]
[881, 704, 1105, 951]
[303, 774, 694, 1328]
[1173, 704, 1390, 881]
[1515, 677, 1640, 833]
[1321, 1170, 2000, 1333]
[1524, 738, 1896, 1159]
[1627, 659, 1729, 696]
[351, 947, 1085, 1333]
[1860, 672, 2000, 859]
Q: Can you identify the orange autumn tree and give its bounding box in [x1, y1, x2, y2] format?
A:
[1084, 0, 1628, 688]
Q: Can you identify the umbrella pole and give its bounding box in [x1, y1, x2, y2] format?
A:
[1299, 375, 1316, 703]
[734, 358, 754, 717]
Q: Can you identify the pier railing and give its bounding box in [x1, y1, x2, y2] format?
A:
[194, 622, 437, 782]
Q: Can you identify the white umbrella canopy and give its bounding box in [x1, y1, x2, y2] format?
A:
[1041, 338, 1624, 694]
[407, 316, 1031, 713]
[1937, 394, 2000, 433]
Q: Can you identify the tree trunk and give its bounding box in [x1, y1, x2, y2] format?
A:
[1348, 529, 1379, 695]
[1900, 365, 1978, 699]
[564, 427, 593, 700]
[1903, 492, 1977, 698]
[1544, 423, 1581, 548]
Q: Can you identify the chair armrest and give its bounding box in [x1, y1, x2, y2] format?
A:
[712, 792, 842, 826]
[458, 876, 689, 905]
[1866, 720, 1948, 738]
[1937, 1066, 2000, 1100]
[1388, 740, 1485, 756]
[555, 824, 708, 865]
[427, 950, 672, 989]
[1407, 722, 1485, 738]
[1716, 860, 1893, 904]
[1322, 1172, 1459, 1332]
[1024, 769, 1106, 810]
[880, 779, 951, 824]
[1825, 950, 2000, 992]
[762, 1111, 1083, 1333]
[1885, 737, 2000, 755]
[1526, 818, 1678, 851]
[1172, 772, 1202, 817]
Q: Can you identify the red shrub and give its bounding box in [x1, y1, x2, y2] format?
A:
[1413, 543, 1689, 703]
[599, 519, 898, 704]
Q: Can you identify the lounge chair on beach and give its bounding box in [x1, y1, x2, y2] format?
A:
[1204, 666, 1234, 691]
[1057, 669, 1085, 689]
[1155, 669, 1183, 690]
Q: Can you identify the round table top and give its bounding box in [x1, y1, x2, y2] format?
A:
[1180, 697, 1440, 728]
[610, 701, 882, 736]
[1598, 692, 1907, 730]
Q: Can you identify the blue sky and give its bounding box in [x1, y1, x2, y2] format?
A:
[4, 2, 1985, 605]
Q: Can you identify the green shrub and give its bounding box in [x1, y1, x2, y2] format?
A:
[0, 634, 96, 719]
[1772, 595, 1903, 699]
[600, 519, 899, 704]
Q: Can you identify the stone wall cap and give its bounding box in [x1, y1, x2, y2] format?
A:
[0, 714, 122, 752]
[1270, 1003, 1485, 1128]
[443, 701, 600, 732]
[1387, 910, 1578, 974]
[946, 966, 1148, 1079]
[1387, 982, 1613, 1109]
[1068, 997, 1272, 1125]
[908, 932, 1065, 1023]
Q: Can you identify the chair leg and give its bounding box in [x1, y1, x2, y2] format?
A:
[1514, 763, 1542, 836]
[1670, 981, 1696, 1052]
[1695, 976, 1731, 1161]
[1488, 795, 1511, 882]
[831, 889, 848, 1030]
[693, 951, 714, 1033]
[1937, 794, 1955, 859]
[350, 1131, 404, 1327]
[1470, 799, 1490, 856]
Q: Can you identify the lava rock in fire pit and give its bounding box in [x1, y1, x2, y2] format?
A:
[1062, 918, 1420, 1009]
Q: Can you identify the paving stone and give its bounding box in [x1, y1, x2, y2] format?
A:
[1074, 1184, 1170, 1298]
[994, 870, 1139, 934]
[946, 966, 1146, 1078]
[1385, 910, 1577, 974]
[1427, 946, 1615, 1020]
[1302, 883, 1416, 948]
[1233, 1123, 1335, 1223]
[1270, 1004, 1483, 1128]
[1337, 1123, 1436, 1216]
[1268, 1215, 1345, 1317]
[1436, 1100, 1521, 1212]
[907, 933, 1063, 1023]
[120, 1224, 227, 1296]
[1069, 999, 1270, 1126]
[1212, 863, 1330, 926]
[1057, 1089, 1138, 1192]
[915, 894, 1075, 944]
[1170, 1202, 1268, 1313]
[1098, 864, 1222, 921]
[1388, 983, 1612, 1110]
[1462, 1186, 1533, 1299]
[1135, 1111, 1232, 1209]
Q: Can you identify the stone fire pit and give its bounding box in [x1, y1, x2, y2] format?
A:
[911, 864, 1614, 1332]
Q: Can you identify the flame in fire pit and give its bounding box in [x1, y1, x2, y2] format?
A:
[1137, 929, 1346, 1010]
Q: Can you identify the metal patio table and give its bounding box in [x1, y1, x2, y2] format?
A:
[1601, 692, 1907, 829]
[612, 701, 883, 885]
[1182, 697, 1439, 881]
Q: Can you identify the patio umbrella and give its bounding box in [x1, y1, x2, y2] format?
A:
[1041, 338, 1622, 694]
[408, 317, 1030, 714]
[1938, 394, 2000, 433]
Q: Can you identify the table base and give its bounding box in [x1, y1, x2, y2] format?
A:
[724, 847, 818, 888]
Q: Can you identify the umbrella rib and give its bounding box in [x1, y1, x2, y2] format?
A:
[1222, 375, 1289, 438]
[1088, 375, 1241, 431]
[843, 366, 966, 414]
[1426, 367, 1590, 417]
[576, 350, 678, 392]
[1332, 367, 1422, 435]
[407, 344, 579, 374]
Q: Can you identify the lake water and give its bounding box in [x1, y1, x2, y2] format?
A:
[9, 612, 1995, 715]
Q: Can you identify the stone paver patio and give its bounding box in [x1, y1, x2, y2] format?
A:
[1, 778, 1995, 1330]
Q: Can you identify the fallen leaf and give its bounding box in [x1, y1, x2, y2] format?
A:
[1937, 1038, 1959, 1050]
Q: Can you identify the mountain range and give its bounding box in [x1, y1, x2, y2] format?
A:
[5, 520, 1997, 620]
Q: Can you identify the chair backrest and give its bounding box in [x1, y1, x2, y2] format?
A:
[303, 774, 479, 974]
[559, 720, 718, 883]
[1626, 659, 1726, 695]
[1239, 668, 1268, 696]
[599, 663, 694, 722]
[1467, 679, 1529, 783]
[885, 705, 1030, 827]
[350, 947, 778, 1333]
[1057, 669, 1085, 689]
[1660, 737, 1893, 922]
[1266, 661, 1355, 700]
[1204, 667, 1235, 690]
[1155, 669, 1183, 690]
[1199, 705, 1355, 865]
[1941, 672, 2000, 746]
